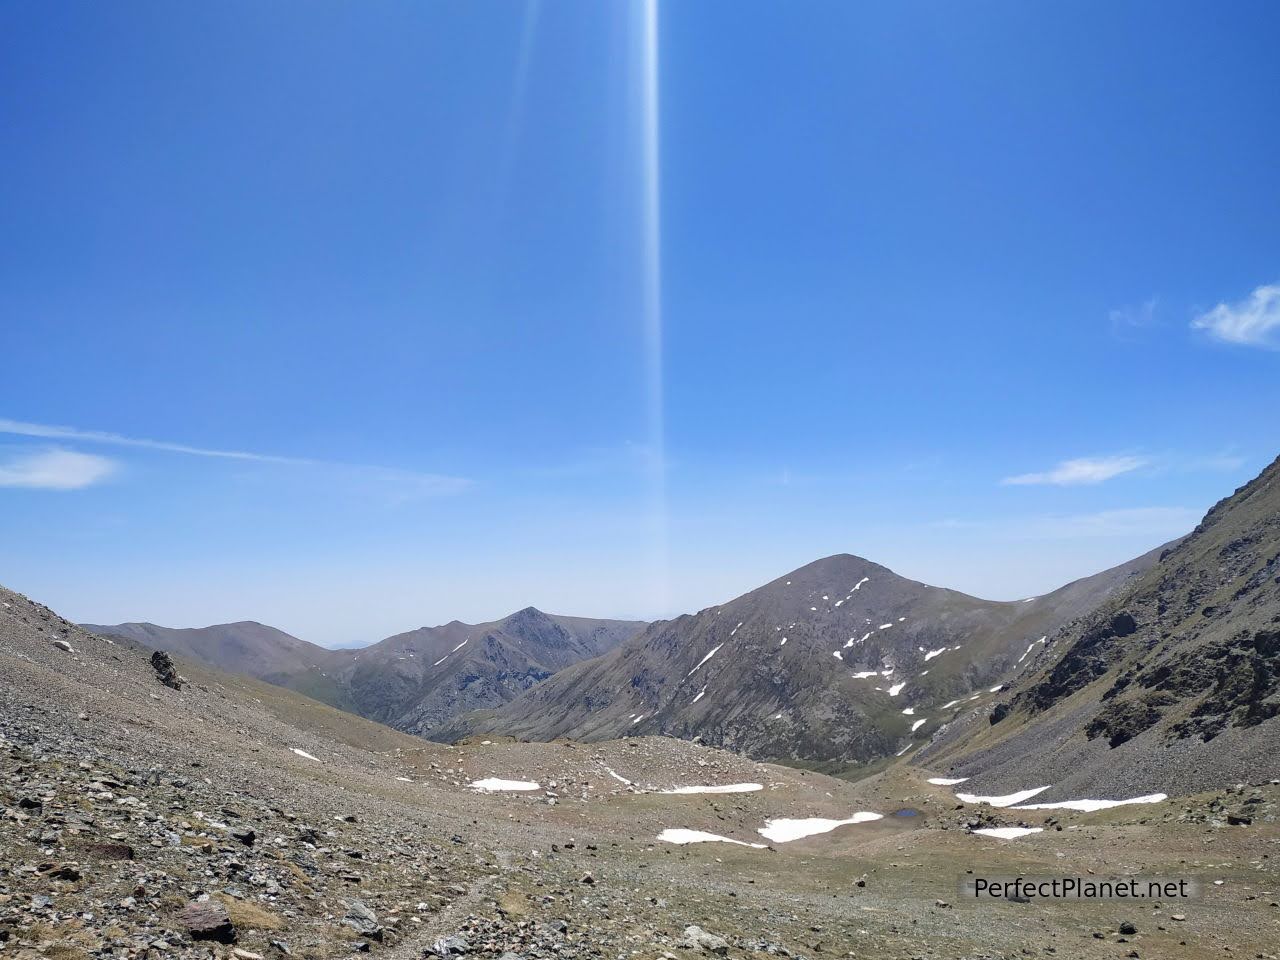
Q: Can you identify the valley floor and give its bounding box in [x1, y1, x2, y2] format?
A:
[3, 593, 1279, 960]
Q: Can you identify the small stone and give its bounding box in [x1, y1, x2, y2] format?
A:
[1119, 921, 1137, 935]
[233, 950, 264, 960]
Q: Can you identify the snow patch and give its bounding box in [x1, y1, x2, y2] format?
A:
[927, 777, 969, 786]
[688, 644, 724, 676]
[956, 786, 1051, 807]
[471, 778, 539, 792]
[290, 748, 320, 762]
[660, 783, 763, 795]
[757, 812, 883, 843]
[972, 827, 1043, 840]
[658, 828, 765, 848]
[1012, 793, 1168, 812]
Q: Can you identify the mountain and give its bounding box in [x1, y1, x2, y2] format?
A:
[78, 618, 353, 702]
[918, 453, 1280, 799]
[85, 608, 645, 736]
[440, 547, 1166, 762]
[10, 570, 1280, 957]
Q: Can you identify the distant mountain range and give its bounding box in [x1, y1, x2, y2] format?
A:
[436, 546, 1167, 762]
[87, 452, 1280, 784]
[918, 453, 1280, 798]
[85, 608, 645, 735]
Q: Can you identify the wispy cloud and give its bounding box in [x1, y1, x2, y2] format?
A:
[0, 418, 470, 498]
[1109, 298, 1158, 339]
[1192, 283, 1280, 348]
[0, 447, 118, 490]
[1018, 506, 1201, 540]
[1002, 455, 1147, 487]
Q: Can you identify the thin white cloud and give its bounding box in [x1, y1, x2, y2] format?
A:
[1192, 283, 1280, 348]
[1018, 506, 1201, 540]
[1109, 298, 1158, 339]
[1002, 455, 1147, 487]
[0, 418, 470, 497]
[0, 447, 117, 490]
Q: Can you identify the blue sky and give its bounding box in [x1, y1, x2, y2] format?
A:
[2, 1, 1277, 646]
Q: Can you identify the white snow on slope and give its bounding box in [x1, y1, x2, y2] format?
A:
[879, 623, 894, 630]
[471, 778, 539, 792]
[888, 682, 906, 696]
[600, 765, 633, 786]
[911, 718, 927, 732]
[972, 827, 1043, 839]
[660, 783, 763, 795]
[631, 714, 647, 724]
[687, 643, 723, 676]
[658, 828, 765, 848]
[290, 748, 320, 762]
[852, 577, 869, 591]
[852, 670, 878, 679]
[730, 621, 743, 636]
[1011, 793, 1168, 812]
[757, 812, 883, 843]
[1016, 637, 1047, 664]
[902, 707, 915, 715]
[692, 686, 707, 703]
[832, 650, 843, 660]
[895, 743, 913, 756]
[927, 777, 969, 786]
[923, 647, 947, 661]
[956, 786, 1051, 807]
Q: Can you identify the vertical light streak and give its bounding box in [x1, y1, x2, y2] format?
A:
[639, 0, 669, 614]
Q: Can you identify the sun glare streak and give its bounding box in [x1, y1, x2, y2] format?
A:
[639, 0, 669, 614]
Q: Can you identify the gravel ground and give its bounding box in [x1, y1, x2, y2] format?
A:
[4, 585, 1280, 960]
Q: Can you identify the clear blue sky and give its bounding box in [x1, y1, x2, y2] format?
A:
[2, 1, 1277, 646]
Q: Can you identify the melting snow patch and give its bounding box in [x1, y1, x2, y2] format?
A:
[896, 743, 913, 756]
[730, 621, 743, 636]
[956, 786, 1051, 807]
[941, 699, 961, 709]
[923, 647, 948, 661]
[658, 829, 765, 848]
[888, 682, 906, 696]
[852, 670, 878, 679]
[688, 644, 723, 676]
[290, 748, 321, 762]
[927, 777, 969, 786]
[1017, 637, 1047, 665]
[911, 718, 927, 732]
[989, 684, 1004, 693]
[692, 686, 707, 703]
[972, 827, 1043, 840]
[853, 577, 869, 591]
[471, 778, 540, 792]
[832, 651, 843, 660]
[879, 623, 894, 630]
[660, 783, 763, 795]
[1011, 793, 1168, 812]
[631, 714, 647, 724]
[902, 707, 915, 715]
[600, 765, 633, 786]
[757, 812, 883, 843]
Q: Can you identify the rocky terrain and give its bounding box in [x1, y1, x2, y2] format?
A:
[442, 549, 1165, 764]
[86, 610, 645, 739]
[5, 579, 1280, 959]
[920, 454, 1280, 799]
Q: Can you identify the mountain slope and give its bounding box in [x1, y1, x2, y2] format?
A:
[918, 454, 1280, 798]
[86, 609, 645, 736]
[443, 548, 1165, 762]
